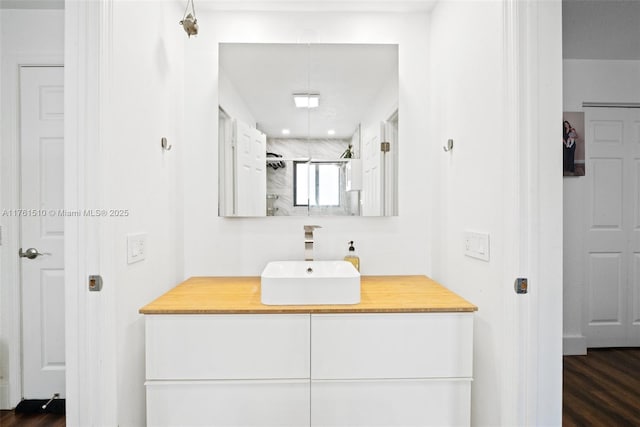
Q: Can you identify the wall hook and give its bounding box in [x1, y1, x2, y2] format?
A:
[161, 137, 172, 151]
[443, 139, 454, 152]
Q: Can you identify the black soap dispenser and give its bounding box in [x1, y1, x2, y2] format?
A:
[344, 241, 360, 272]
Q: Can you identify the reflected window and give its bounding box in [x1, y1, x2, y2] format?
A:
[294, 162, 341, 207]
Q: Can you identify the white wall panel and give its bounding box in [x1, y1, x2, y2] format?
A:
[39, 86, 63, 119]
[633, 121, 640, 144]
[40, 137, 64, 236]
[633, 253, 640, 325]
[592, 120, 623, 145]
[589, 158, 623, 229]
[183, 11, 431, 277]
[41, 269, 65, 366]
[587, 253, 622, 324]
[635, 160, 640, 229]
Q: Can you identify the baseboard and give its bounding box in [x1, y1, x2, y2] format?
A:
[0, 381, 10, 409]
[563, 335, 587, 355]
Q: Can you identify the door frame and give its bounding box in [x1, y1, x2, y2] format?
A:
[502, 0, 562, 425]
[383, 108, 398, 216]
[1, 57, 63, 409]
[64, 1, 118, 425]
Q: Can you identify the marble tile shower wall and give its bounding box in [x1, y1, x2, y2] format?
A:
[266, 138, 359, 216]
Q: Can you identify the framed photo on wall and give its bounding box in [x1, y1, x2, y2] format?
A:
[563, 112, 585, 176]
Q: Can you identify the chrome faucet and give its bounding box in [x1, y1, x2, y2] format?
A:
[304, 225, 322, 261]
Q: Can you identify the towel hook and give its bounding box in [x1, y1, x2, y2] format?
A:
[443, 139, 454, 152]
[161, 137, 172, 151]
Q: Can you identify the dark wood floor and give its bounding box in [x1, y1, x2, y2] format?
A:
[564, 347, 640, 426]
[0, 410, 65, 427]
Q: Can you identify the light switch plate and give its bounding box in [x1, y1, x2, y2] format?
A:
[463, 231, 490, 262]
[127, 233, 147, 264]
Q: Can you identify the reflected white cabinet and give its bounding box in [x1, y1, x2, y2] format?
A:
[145, 312, 473, 427]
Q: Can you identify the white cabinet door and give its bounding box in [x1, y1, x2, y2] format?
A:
[311, 313, 473, 379]
[311, 379, 471, 427]
[146, 314, 310, 380]
[147, 380, 310, 427]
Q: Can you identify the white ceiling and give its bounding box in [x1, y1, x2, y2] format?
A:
[197, 0, 437, 12]
[563, 0, 640, 60]
[0, 0, 437, 12]
[220, 43, 398, 139]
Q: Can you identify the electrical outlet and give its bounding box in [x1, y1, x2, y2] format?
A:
[127, 233, 147, 264]
[463, 231, 490, 262]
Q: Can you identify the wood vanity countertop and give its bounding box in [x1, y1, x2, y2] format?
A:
[139, 276, 477, 314]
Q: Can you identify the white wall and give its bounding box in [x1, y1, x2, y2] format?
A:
[563, 60, 640, 111]
[55, 1, 563, 423]
[104, 2, 185, 425]
[0, 8, 64, 409]
[429, 1, 562, 425]
[563, 0, 640, 61]
[182, 11, 430, 276]
[428, 3, 507, 424]
[219, 68, 256, 127]
[180, 6, 563, 426]
[360, 65, 398, 131]
[563, 59, 640, 354]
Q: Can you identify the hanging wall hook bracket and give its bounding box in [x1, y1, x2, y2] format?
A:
[161, 137, 172, 151]
[443, 139, 454, 152]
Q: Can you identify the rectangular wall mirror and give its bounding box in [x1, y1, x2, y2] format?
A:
[218, 43, 398, 217]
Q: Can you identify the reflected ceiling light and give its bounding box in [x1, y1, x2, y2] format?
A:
[293, 93, 320, 109]
[180, 0, 198, 38]
[282, 129, 291, 135]
[327, 130, 336, 135]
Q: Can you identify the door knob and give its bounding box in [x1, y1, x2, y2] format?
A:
[19, 247, 50, 259]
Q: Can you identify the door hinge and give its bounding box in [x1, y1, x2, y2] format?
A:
[514, 277, 528, 294]
[380, 141, 390, 153]
[89, 275, 103, 292]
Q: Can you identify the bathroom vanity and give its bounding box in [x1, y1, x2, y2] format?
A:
[140, 276, 477, 427]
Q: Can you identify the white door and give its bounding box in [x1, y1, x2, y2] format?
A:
[583, 107, 640, 347]
[234, 119, 266, 216]
[19, 66, 66, 398]
[361, 122, 383, 216]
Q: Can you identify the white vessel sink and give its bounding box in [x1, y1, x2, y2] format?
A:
[261, 260, 361, 305]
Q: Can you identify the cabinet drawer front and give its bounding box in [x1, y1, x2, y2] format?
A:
[311, 379, 471, 427]
[311, 313, 473, 379]
[147, 380, 310, 427]
[146, 314, 310, 380]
